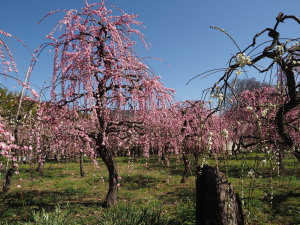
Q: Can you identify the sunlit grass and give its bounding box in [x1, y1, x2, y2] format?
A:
[0, 152, 299, 224]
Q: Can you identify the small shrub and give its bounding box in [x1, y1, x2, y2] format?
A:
[24, 205, 72, 225]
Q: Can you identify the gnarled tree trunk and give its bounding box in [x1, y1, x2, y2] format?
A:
[36, 148, 45, 175]
[181, 152, 192, 183]
[36, 160, 44, 175]
[97, 141, 119, 207]
[79, 151, 86, 177]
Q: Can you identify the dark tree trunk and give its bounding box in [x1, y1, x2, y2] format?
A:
[160, 151, 166, 161]
[181, 152, 192, 183]
[275, 61, 300, 162]
[294, 148, 300, 161]
[36, 160, 44, 175]
[196, 165, 244, 225]
[3, 167, 15, 192]
[98, 143, 119, 207]
[55, 153, 61, 162]
[36, 149, 45, 175]
[29, 161, 35, 182]
[79, 151, 86, 177]
[193, 151, 199, 167]
[275, 102, 300, 162]
[95, 94, 119, 207]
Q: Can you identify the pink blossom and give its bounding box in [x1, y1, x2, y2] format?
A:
[30, 89, 39, 99]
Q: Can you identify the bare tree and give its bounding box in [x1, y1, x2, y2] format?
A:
[231, 77, 271, 96]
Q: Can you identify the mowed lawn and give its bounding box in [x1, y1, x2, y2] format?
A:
[0, 152, 299, 224]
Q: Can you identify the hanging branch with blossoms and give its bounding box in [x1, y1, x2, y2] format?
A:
[0, 29, 18, 74]
[41, 0, 174, 207]
[193, 12, 300, 161]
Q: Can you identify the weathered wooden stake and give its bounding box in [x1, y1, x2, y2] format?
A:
[196, 165, 244, 225]
[3, 167, 15, 192]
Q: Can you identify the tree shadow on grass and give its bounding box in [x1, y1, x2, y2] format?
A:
[121, 174, 163, 190]
[18, 166, 70, 180]
[0, 190, 105, 224]
[158, 186, 195, 205]
[272, 191, 300, 209]
[142, 159, 189, 177]
[270, 191, 300, 223]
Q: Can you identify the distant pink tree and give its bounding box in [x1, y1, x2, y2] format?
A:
[28, 103, 95, 175]
[42, 0, 174, 206]
[225, 87, 281, 150]
[178, 101, 229, 163]
[225, 87, 299, 167]
[142, 106, 182, 160]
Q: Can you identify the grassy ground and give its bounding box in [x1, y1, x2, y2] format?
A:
[0, 152, 299, 224]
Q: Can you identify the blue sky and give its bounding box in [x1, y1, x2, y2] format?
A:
[1, 0, 300, 101]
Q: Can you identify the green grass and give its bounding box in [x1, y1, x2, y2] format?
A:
[0, 152, 299, 224]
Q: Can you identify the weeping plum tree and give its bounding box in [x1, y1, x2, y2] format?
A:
[0, 29, 24, 192]
[42, 0, 174, 207]
[1, 28, 41, 192]
[201, 12, 300, 161]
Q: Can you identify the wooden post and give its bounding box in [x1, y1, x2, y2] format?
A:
[196, 165, 244, 225]
[3, 167, 15, 192]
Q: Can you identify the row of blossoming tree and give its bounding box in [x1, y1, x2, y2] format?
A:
[0, 0, 299, 209]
